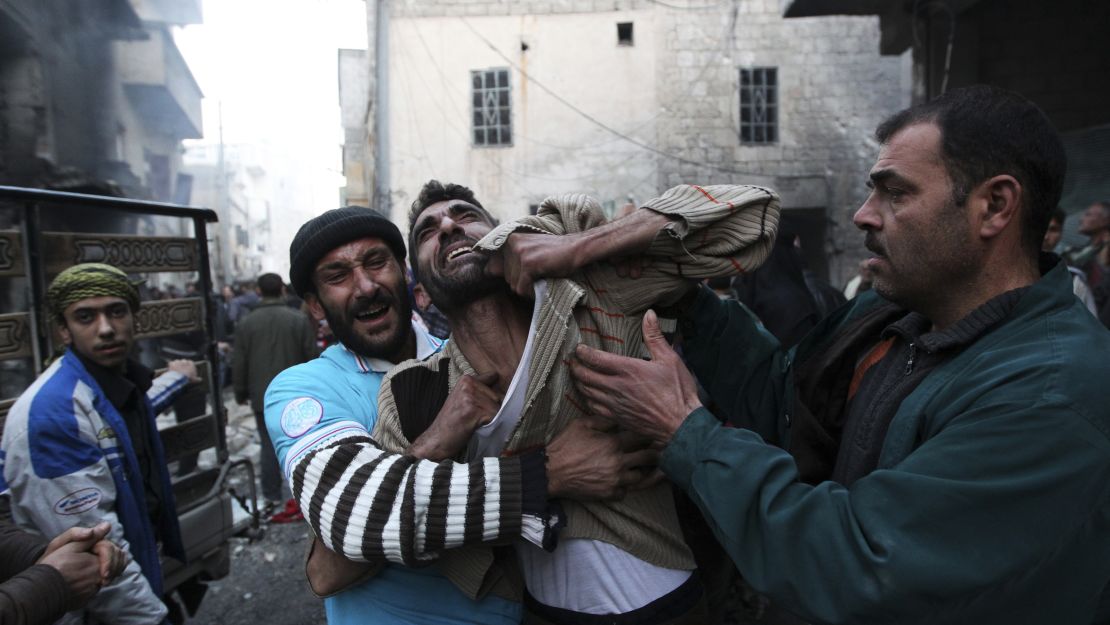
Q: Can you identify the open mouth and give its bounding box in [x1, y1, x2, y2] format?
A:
[353, 302, 390, 322]
[446, 245, 473, 262]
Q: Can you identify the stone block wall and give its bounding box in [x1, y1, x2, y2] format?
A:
[654, 0, 907, 285]
[391, 0, 654, 18]
[371, 0, 909, 285]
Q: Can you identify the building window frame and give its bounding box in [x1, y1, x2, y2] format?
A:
[471, 68, 513, 147]
[617, 22, 634, 46]
[739, 66, 778, 145]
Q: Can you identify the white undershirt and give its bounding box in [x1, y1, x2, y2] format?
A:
[467, 280, 691, 614]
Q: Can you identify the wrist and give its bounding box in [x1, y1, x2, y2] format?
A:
[407, 434, 449, 461]
[666, 401, 702, 442]
[544, 449, 563, 498]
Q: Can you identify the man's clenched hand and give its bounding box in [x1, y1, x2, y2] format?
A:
[39, 523, 114, 611]
[546, 417, 662, 501]
[408, 372, 501, 460]
[486, 231, 588, 297]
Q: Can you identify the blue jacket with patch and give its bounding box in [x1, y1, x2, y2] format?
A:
[1, 349, 187, 625]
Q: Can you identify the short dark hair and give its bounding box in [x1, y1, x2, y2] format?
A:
[257, 273, 284, 297]
[1050, 208, 1066, 226]
[407, 180, 496, 279]
[875, 85, 1066, 260]
[1094, 200, 1110, 218]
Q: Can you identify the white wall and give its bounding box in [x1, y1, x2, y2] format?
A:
[387, 10, 660, 228]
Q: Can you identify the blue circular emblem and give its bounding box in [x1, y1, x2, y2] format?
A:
[281, 397, 324, 438]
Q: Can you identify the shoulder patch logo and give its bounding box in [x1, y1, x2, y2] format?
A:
[281, 397, 324, 438]
[96, 426, 116, 441]
[54, 487, 102, 515]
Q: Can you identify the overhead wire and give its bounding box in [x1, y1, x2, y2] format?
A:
[395, 10, 546, 195]
[458, 16, 790, 179]
[402, 10, 653, 186]
[406, 9, 658, 154]
[393, 29, 434, 173]
[643, 0, 730, 10]
[521, 1, 740, 152]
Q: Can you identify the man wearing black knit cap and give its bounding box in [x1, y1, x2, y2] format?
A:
[265, 207, 650, 624]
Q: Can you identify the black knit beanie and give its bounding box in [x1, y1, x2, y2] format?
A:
[288, 206, 406, 297]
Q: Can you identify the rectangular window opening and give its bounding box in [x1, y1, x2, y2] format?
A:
[617, 22, 634, 46]
[739, 66, 778, 145]
[470, 68, 513, 147]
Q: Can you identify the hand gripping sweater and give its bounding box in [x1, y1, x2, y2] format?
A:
[371, 184, 781, 601]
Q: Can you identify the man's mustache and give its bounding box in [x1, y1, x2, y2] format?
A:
[347, 292, 394, 316]
[864, 233, 886, 257]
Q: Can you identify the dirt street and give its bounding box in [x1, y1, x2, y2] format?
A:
[172, 395, 326, 625]
[186, 520, 324, 625]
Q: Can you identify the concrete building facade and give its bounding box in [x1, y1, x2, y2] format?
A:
[785, 0, 1110, 248]
[343, 0, 909, 285]
[339, 48, 372, 208]
[0, 0, 202, 203]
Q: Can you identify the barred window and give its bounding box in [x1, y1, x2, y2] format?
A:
[471, 68, 512, 147]
[740, 67, 777, 144]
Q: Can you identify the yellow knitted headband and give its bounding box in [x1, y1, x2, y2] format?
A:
[47, 263, 142, 318]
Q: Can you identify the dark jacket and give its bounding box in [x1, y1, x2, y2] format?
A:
[232, 298, 318, 413]
[731, 235, 820, 348]
[667, 258, 1110, 624]
[0, 500, 68, 625]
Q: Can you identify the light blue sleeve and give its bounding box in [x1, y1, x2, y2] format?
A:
[264, 363, 376, 481]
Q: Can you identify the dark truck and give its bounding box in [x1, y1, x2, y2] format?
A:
[0, 185, 259, 618]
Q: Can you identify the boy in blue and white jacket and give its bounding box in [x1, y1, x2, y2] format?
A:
[1, 263, 197, 625]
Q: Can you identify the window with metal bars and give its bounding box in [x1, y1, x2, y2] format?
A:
[471, 68, 512, 147]
[739, 67, 778, 145]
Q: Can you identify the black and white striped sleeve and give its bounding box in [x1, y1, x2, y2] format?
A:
[289, 431, 553, 566]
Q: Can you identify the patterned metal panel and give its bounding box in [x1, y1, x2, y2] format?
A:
[0, 230, 23, 278]
[159, 414, 217, 463]
[0, 313, 32, 362]
[42, 232, 197, 275]
[134, 297, 203, 339]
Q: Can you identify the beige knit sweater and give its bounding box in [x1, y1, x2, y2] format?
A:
[373, 184, 781, 600]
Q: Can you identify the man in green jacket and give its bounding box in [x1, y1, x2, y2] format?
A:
[567, 85, 1110, 624]
[232, 272, 318, 511]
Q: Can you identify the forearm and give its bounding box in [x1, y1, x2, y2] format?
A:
[0, 499, 46, 580]
[147, 370, 188, 415]
[679, 285, 788, 441]
[290, 434, 550, 566]
[0, 565, 70, 625]
[571, 209, 673, 267]
[7, 448, 162, 623]
[664, 403, 1110, 625]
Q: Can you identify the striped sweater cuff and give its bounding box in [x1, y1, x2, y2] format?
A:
[518, 449, 548, 517]
[474, 219, 551, 252]
[642, 184, 779, 239]
[517, 449, 563, 551]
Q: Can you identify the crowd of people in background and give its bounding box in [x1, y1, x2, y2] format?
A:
[2, 85, 1108, 625]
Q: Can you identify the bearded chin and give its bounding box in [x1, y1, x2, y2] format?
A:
[322, 297, 412, 361]
[421, 263, 504, 314]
